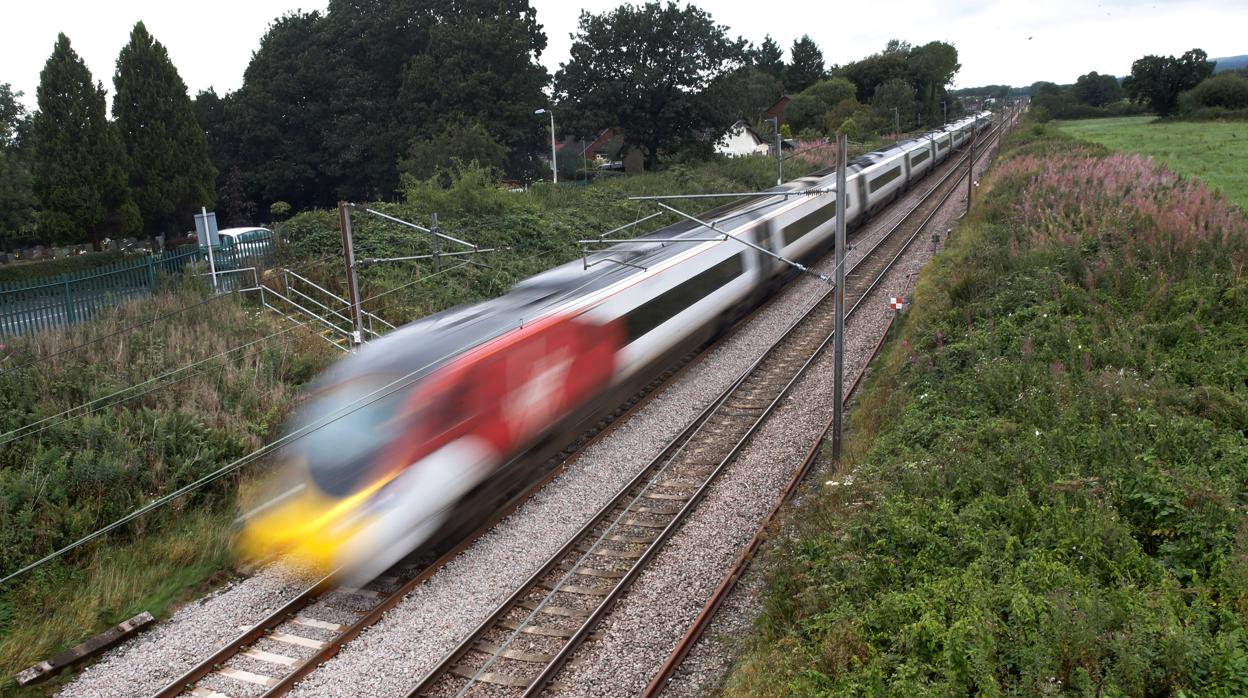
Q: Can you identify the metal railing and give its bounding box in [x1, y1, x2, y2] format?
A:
[0, 247, 200, 337]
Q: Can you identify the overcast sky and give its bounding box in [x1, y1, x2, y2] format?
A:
[3, 0, 1246, 111]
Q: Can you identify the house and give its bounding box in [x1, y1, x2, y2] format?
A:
[763, 95, 792, 124]
[715, 120, 771, 158]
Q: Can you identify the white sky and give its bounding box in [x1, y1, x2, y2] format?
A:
[3, 0, 1246, 111]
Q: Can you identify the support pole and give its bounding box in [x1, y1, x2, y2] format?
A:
[431, 212, 441, 272]
[770, 117, 782, 186]
[967, 135, 975, 214]
[338, 202, 365, 349]
[832, 133, 847, 461]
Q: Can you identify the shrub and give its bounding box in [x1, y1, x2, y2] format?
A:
[1179, 73, 1248, 112]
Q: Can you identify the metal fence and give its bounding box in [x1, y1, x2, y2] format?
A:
[0, 247, 203, 337]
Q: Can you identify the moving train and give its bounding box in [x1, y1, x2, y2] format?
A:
[238, 111, 995, 582]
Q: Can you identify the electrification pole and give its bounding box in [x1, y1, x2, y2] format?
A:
[966, 134, 976, 216]
[832, 132, 848, 460]
[338, 202, 365, 349]
[536, 108, 557, 184]
[769, 116, 782, 185]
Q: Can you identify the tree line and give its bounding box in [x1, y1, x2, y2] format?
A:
[1014, 48, 1247, 122]
[2, 0, 968, 249]
[2, 24, 214, 249]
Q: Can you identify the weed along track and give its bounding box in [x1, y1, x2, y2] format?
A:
[406, 121, 1007, 698]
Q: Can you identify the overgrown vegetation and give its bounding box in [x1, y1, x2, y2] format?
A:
[1058, 116, 1248, 211]
[0, 281, 335, 693]
[727, 121, 1248, 695]
[0, 250, 129, 283]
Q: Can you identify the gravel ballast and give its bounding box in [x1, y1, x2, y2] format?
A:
[58, 142, 993, 698]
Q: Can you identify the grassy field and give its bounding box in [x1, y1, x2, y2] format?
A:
[725, 122, 1248, 695]
[1058, 116, 1248, 211]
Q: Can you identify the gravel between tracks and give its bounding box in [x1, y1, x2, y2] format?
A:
[657, 131, 1009, 697]
[58, 144, 989, 698]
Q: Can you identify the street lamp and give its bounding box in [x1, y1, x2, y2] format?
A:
[535, 108, 557, 184]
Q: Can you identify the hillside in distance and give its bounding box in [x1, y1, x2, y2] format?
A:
[1213, 54, 1248, 72]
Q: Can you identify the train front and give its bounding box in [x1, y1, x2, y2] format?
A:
[235, 306, 622, 584]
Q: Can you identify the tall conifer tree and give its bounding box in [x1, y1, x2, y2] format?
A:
[31, 34, 135, 247]
[114, 22, 216, 236]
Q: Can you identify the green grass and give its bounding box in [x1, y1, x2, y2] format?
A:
[725, 122, 1248, 695]
[1058, 116, 1248, 211]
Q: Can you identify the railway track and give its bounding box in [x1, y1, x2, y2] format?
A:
[406, 120, 1005, 698]
[146, 119, 1000, 698]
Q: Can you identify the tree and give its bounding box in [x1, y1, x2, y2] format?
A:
[1072, 71, 1122, 107]
[871, 78, 917, 131]
[754, 35, 784, 79]
[554, 2, 747, 170]
[907, 41, 960, 124]
[0, 84, 36, 244]
[208, 0, 549, 210]
[784, 78, 857, 134]
[839, 44, 911, 102]
[31, 34, 136, 248]
[396, 0, 549, 179]
[785, 35, 825, 92]
[218, 167, 256, 227]
[704, 67, 784, 123]
[1123, 48, 1214, 115]
[398, 121, 509, 182]
[113, 22, 216, 237]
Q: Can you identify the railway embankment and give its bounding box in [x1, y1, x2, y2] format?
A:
[724, 121, 1248, 695]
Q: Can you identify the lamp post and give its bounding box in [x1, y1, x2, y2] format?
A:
[535, 108, 557, 184]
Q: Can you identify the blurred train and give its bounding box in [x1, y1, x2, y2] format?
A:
[238, 111, 995, 582]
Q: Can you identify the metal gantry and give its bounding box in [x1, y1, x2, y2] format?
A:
[336, 202, 497, 349]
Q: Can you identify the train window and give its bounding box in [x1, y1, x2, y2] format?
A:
[909, 149, 930, 166]
[868, 165, 902, 193]
[937, 138, 949, 151]
[624, 254, 745, 342]
[782, 197, 837, 247]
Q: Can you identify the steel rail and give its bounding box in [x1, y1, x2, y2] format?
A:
[407, 118, 1002, 698]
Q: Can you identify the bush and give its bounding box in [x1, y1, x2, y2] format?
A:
[0, 250, 131, 283]
[1179, 73, 1248, 112]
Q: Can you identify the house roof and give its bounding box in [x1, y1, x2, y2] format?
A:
[763, 95, 792, 121]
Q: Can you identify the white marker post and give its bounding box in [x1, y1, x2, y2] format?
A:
[198, 206, 219, 293]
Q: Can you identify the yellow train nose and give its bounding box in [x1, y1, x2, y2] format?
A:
[235, 481, 384, 572]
